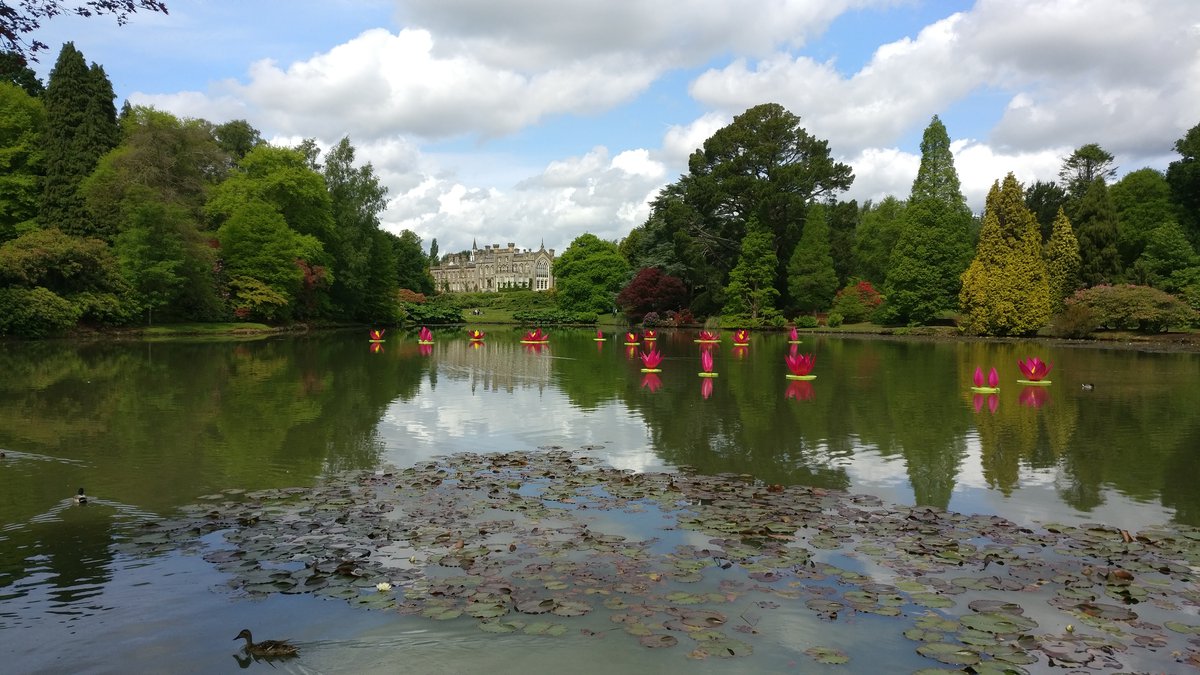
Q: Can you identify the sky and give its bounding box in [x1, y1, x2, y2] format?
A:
[29, 0, 1200, 257]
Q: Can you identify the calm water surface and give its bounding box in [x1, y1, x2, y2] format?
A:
[1, 329, 1198, 673]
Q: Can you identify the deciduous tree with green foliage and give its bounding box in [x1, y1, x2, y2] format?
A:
[115, 198, 216, 324]
[553, 233, 629, 314]
[321, 137, 390, 321]
[1111, 168, 1176, 270]
[1166, 122, 1200, 244]
[391, 229, 433, 295]
[852, 196, 905, 286]
[1132, 220, 1197, 291]
[787, 203, 837, 313]
[880, 116, 973, 325]
[959, 174, 1051, 336]
[0, 81, 43, 242]
[722, 218, 779, 322]
[1045, 207, 1081, 310]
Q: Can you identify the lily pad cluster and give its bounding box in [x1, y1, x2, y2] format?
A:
[116, 449, 1200, 670]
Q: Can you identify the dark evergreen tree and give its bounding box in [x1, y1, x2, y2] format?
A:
[880, 115, 973, 325]
[1024, 180, 1067, 242]
[214, 119, 263, 161]
[851, 196, 905, 285]
[1110, 168, 1176, 270]
[0, 50, 44, 96]
[38, 43, 120, 237]
[1166, 122, 1200, 244]
[1074, 179, 1122, 286]
[826, 199, 858, 285]
[787, 202, 838, 314]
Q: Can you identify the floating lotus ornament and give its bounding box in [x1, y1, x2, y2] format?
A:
[970, 366, 1000, 393]
[643, 329, 657, 341]
[369, 328, 386, 342]
[787, 326, 802, 344]
[467, 329, 485, 341]
[786, 379, 815, 401]
[623, 331, 640, 345]
[733, 329, 750, 346]
[594, 330, 606, 342]
[785, 353, 816, 380]
[521, 328, 549, 343]
[640, 348, 663, 373]
[701, 377, 714, 399]
[641, 372, 662, 393]
[417, 326, 434, 344]
[1019, 385, 1049, 409]
[694, 330, 720, 344]
[972, 392, 999, 414]
[698, 348, 718, 377]
[369, 342, 384, 354]
[1017, 356, 1053, 385]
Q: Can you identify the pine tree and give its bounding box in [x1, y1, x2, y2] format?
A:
[880, 115, 973, 324]
[958, 173, 1051, 336]
[1074, 179, 1122, 286]
[38, 43, 120, 237]
[722, 218, 779, 321]
[787, 202, 838, 313]
[1045, 207, 1081, 309]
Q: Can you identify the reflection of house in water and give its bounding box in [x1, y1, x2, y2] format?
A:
[430, 241, 556, 293]
[436, 340, 553, 394]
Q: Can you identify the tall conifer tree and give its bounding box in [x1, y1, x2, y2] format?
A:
[1045, 207, 1081, 309]
[722, 218, 779, 321]
[787, 202, 838, 313]
[880, 115, 973, 324]
[38, 43, 119, 236]
[1074, 179, 1122, 286]
[958, 174, 1051, 335]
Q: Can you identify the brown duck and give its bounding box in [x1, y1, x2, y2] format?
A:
[233, 629, 299, 657]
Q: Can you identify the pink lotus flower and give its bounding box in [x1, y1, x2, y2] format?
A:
[700, 348, 715, 373]
[641, 373, 662, 392]
[973, 366, 999, 388]
[625, 331, 639, 343]
[418, 326, 433, 342]
[733, 329, 750, 344]
[789, 326, 799, 341]
[596, 330, 604, 339]
[701, 377, 714, 399]
[640, 349, 663, 370]
[786, 353, 815, 377]
[786, 380, 814, 401]
[523, 328, 548, 341]
[468, 329, 485, 340]
[698, 330, 719, 341]
[1019, 386, 1048, 408]
[1018, 357, 1053, 381]
[369, 329, 385, 340]
[644, 329, 657, 340]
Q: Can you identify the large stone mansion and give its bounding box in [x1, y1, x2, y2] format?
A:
[430, 240, 556, 293]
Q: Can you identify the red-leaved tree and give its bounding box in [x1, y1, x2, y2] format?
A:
[616, 268, 689, 322]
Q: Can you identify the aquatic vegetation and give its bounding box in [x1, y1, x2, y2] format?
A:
[117, 450, 1200, 670]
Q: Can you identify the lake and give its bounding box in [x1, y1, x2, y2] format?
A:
[2, 328, 1199, 673]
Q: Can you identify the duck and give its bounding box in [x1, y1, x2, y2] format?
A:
[73, 487, 88, 505]
[234, 629, 299, 657]
[1081, 383, 1095, 391]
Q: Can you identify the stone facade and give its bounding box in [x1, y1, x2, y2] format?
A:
[430, 241, 556, 293]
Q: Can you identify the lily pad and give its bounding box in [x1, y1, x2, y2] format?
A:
[804, 646, 849, 664]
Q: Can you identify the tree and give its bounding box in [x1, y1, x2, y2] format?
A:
[827, 198, 858, 284]
[0, 226, 128, 326]
[722, 218, 779, 321]
[554, 233, 630, 314]
[1132, 220, 1197, 290]
[207, 145, 335, 243]
[1110, 168, 1176, 269]
[321, 137, 388, 320]
[787, 202, 838, 313]
[1074, 179, 1122, 286]
[852, 196, 905, 285]
[958, 174, 1051, 336]
[216, 200, 324, 320]
[1045, 207, 1081, 309]
[391, 229, 433, 295]
[0, 50, 43, 96]
[428, 237, 439, 266]
[0, 1, 168, 63]
[38, 42, 120, 236]
[1024, 180, 1067, 242]
[616, 267, 688, 322]
[0, 81, 44, 242]
[1166, 122, 1200, 243]
[114, 199, 213, 324]
[213, 119, 263, 162]
[1059, 143, 1117, 198]
[880, 116, 973, 325]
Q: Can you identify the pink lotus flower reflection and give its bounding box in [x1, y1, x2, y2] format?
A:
[1019, 386, 1048, 408]
[972, 393, 998, 414]
[641, 373, 662, 393]
[701, 377, 714, 399]
[1018, 357, 1053, 381]
[700, 349, 715, 373]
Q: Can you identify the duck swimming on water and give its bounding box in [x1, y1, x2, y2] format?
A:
[73, 488, 88, 505]
[234, 629, 299, 657]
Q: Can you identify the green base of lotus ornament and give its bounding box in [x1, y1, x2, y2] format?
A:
[1017, 379, 1051, 386]
[970, 386, 1000, 394]
[641, 368, 661, 373]
[786, 374, 816, 380]
[417, 340, 435, 345]
[698, 372, 718, 377]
